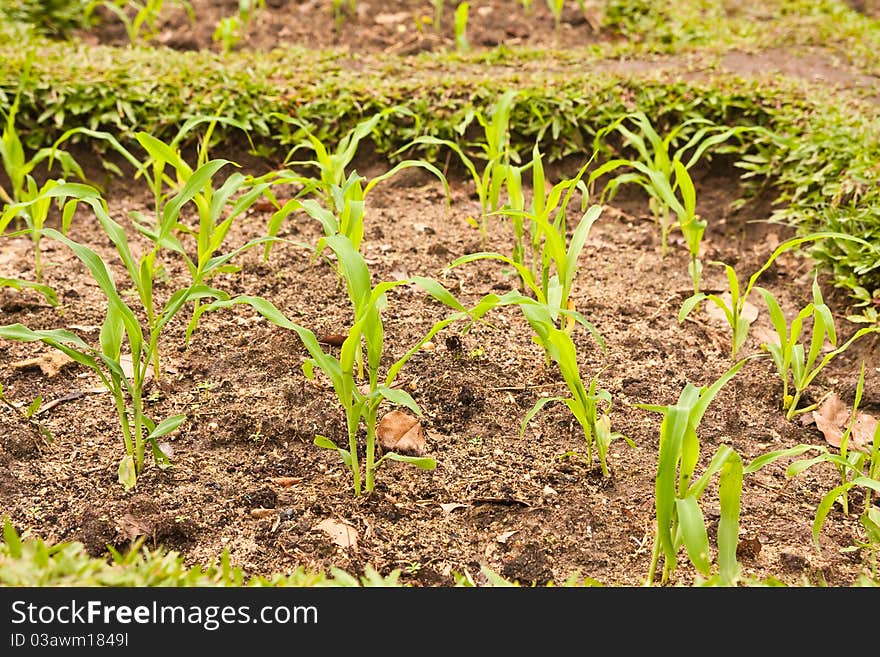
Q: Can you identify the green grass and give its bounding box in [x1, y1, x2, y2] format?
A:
[1, 27, 879, 309]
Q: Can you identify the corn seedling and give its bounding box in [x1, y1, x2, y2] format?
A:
[85, 0, 195, 45]
[679, 232, 872, 359]
[0, 382, 52, 446]
[517, 299, 631, 477]
[1, 67, 85, 210]
[446, 167, 603, 334]
[745, 368, 880, 576]
[454, 2, 469, 52]
[53, 118, 273, 367]
[264, 164, 449, 263]
[756, 275, 880, 419]
[546, 0, 565, 30]
[0, 186, 226, 488]
[195, 234, 499, 496]
[488, 148, 599, 321]
[397, 91, 518, 245]
[636, 357, 751, 586]
[430, 0, 444, 31]
[332, 0, 356, 30]
[0, 178, 79, 283]
[213, 0, 264, 53]
[271, 107, 446, 214]
[589, 111, 758, 270]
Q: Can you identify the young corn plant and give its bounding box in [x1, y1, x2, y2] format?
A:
[0, 186, 227, 489]
[0, 382, 53, 446]
[589, 111, 758, 267]
[332, 0, 356, 30]
[396, 90, 518, 245]
[0, 178, 75, 282]
[679, 232, 872, 359]
[446, 164, 603, 335]
[745, 366, 880, 577]
[268, 108, 447, 219]
[430, 0, 444, 31]
[195, 234, 498, 496]
[756, 275, 880, 419]
[1, 76, 85, 210]
[85, 0, 195, 45]
[636, 357, 751, 586]
[518, 299, 631, 477]
[212, 0, 264, 53]
[454, 2, 470, 52]
[264, 165, 449, 263]
[53, 118, 273, 368]
[546, 0, 565, 30]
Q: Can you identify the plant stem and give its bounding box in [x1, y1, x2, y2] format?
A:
[346, 408, 361, 496]
[646, 539, 661, 586]
[112, 382, 135, 463]
[364, 405, 378, 493]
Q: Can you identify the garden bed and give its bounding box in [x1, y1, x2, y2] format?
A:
[1, 1, 880, 587]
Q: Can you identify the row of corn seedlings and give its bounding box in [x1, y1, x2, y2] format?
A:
[1, 95, 879, 583]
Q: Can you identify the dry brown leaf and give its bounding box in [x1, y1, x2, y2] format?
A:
[318, 333, 346, 347]
[119, 354, 155, 380]
[377, 409, 426, 456]
[751, 325, 781, 348]
[705, 293, 759, 325]
[36, 387, 107, 416]
[496, 530, 518, 544]
[315, 518, 358, 549]
[269, 476, 302, 488]
[374, 12, 408, 25]
[812, 393, 877, 452]
[10, 351, 74, 377]
[119, 514, 152, 541]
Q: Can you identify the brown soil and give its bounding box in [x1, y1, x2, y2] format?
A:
[79, 0, 608, 54]
[3, 2, 880, 587]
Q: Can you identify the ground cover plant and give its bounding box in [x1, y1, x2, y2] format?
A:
[2, 1, 880, 590]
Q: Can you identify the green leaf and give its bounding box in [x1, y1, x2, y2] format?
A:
[717, 450, 743, 585]
[3, 517, 23, 558]
[146, 414, 187, 441]
[315, 435, 352, 468]
[118, 455, 137, 490]
[520, 396, 565, 438]
[382, 453, 437, 470]
[743, 444, 819, 474]
[374, 386, 422, 417]
[676, 496, 712, 576]
[679, 293, 706, 322]
[0, 277, 57, 306]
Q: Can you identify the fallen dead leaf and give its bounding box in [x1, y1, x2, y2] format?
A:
[496, 530, 519, 544]
[35, 388, 107, 416]
[315, 518, 358, 549]
[439, 502, 468, 513]
[812, 392, 877, 452]
[119, 514, 153, 541]
[377, 409, 426, 456]
[269, 476, 302, 488]
[318, 333, 346, 347]
[10, 351, 74, 377]
[119, 353, 155, 380]
[751, 325, 781, 348]
[705, 293, 759, 325]
[374, 12, 408, 24]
